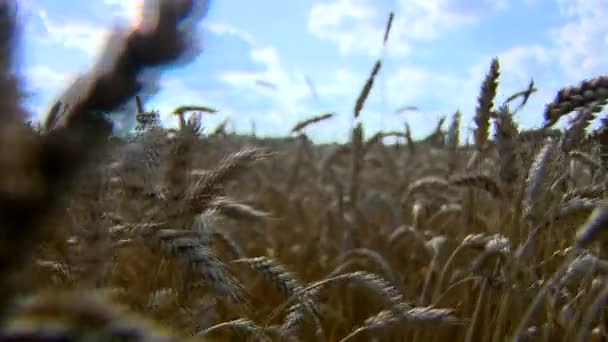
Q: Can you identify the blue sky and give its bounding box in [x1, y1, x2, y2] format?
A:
[16, 0, 608, 143]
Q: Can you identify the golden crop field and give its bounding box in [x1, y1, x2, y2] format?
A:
[1, 1, 608, 341]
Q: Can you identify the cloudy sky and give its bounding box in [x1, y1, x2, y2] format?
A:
[16, 0, 608, 142]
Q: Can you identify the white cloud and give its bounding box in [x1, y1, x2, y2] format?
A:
[31, 0, 148, 58]
[203, 23, 256, 45]
[308, 0, 506, 57]
[205, 24, 299, 111]
[220, 46, 282, 86]
[219, 46, 312, 125]
[23, 65, 83, 106]
[22, 65, 86, 120]
[370, 43, 560, 139]
[385, 64, 476, 129]
[25, 65, 68, 90]
[217, 43, 383, 139]
[34, 8, 109, 57]
[551, 0, 608, 80]
[387, 66, 460, 103]
[28, 0, 605, 143]
[497, 46, 551, 81]
[315, 68, 361, 97]
[308, 0, 399, 56]
[304, 0, 606, 136]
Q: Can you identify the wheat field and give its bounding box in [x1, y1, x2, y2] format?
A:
[2, 1, 608, 341]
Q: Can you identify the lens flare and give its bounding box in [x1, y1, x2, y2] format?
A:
[131, 0, 145, 31]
